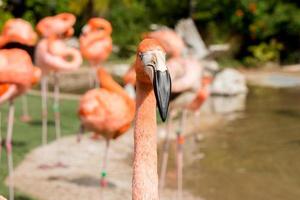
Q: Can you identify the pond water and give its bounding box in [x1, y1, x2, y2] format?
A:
[183, 87, 300, 200]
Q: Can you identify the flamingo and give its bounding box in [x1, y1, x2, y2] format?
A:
[124, 28, 199, 94]
[144, 29, 207, 198]
[143, 28, 186, 58]
[160, 73, 213, 199]
[123, 63, 136, 98]
[78, 67, 135, 187]
[0, 18, 38, 122]
[132, 39, 171, 199]
[79, 17, 113, 87]
[0, 49, 41, 200]
[123, 56, 202, 94]
[35, 13, 82, 144]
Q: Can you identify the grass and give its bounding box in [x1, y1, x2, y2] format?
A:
[0, 94, 80, 199]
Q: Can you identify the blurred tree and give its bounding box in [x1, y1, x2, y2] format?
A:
[193, 0, 300, 64]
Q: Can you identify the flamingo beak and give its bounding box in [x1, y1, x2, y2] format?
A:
[153, 68, 171, 121]
[141, 50, 171, 121]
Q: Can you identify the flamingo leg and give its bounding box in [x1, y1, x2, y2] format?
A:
[77, 124, 84, 143]
[53, 73, 61, 140]
[20, 95, 31, 122]
[6, 101, 15, 200]
[91, 64, 100, 88]
[159, 114, 172, 193]
[88, 67, 95, 88]
[100, 139, 110, 188]
[41, 76, 48, 145]
[176, 109, 187, 200]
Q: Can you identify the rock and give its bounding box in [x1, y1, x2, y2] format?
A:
[175, 18, 209, 59]
[201, 60, 220, 74]
[211, 68, 248, 95]
[210, 94, 247, 114]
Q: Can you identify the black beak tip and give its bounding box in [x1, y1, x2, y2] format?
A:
[160, 110, 168, 122]
[153, 70, 171, 123]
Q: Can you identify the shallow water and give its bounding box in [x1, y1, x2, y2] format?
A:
[184, 87, 300, 200]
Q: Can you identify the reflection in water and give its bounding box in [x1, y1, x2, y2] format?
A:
[184, 87, 300, 200]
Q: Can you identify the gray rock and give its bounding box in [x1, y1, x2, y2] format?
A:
[211, 68, 248, 95]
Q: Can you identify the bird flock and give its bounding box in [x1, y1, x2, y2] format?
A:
[0, 13, 213, 200]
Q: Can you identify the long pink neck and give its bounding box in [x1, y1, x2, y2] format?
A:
[133, 81, 159, 200]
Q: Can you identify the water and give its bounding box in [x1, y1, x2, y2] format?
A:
[184, 87, 300, 200]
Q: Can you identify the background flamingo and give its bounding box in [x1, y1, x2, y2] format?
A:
[0, 49, 40, 200]
[35, 13, 82, 144]
[143, 29, 207, 198]
[80, 17, 113, 87]
[143, 28, 186, 58]
[133, 39, 171, 200]
[78, 67, 135, 187]
[0, 18, 38, 122]
[159, 72, 213, 199]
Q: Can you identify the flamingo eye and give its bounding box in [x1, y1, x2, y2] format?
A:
[138, 52, 143, 60]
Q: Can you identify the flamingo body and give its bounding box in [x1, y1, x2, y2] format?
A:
[79, 67, 135, 139]
[0, 18, 37, 48]
[0, 49, 37, 95]
[36, 13, 75, 37]
[144, 29, 185, 57]
[80, 18, 113, 65]
[167, 57, 202, 93]
[35, 39, 82, 74]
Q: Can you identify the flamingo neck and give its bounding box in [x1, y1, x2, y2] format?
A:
[97, 67, 135, 117]
[133, 80, 159, 200]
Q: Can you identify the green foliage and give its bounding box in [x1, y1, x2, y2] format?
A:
[244, 39, 283, 66]
[107, 1, 152, 57]
[0, 1, 13, 29]
[193, 0, 300, 65]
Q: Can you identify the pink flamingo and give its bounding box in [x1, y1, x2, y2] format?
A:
[80, 18, 113, 87]
[124, 28, 198, 94]
[159, 73, 213, 199]
[143, 28, 186, 57]
[79, 67, 135, 187]
[145, 29, 207, 198]
[0, 18, 38, 122]
[35, 13, 82, 144]
[0, 18, 37, 48]
[133, 39, 171, 199]
[0, 49, 41, 200]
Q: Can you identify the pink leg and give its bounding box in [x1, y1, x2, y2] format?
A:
[159, 114, 172, 193]
[6, 101, 15, 200]
[91, 64, 100, 88]
[41, 76, 48, 145]
[77, 124, 84, 143]
[99, 139, 110, 199]
[20, 95, 31, 122]
[88, 68, 94, 88]
[53, 73, 61, 140]
[176, 110, 187, 200]
[100, 139, 110, 188]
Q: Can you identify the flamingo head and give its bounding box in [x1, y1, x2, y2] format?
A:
[83, 18, 112, 35]
[1, 18, 38, 46]
[136, 38, 171, 121]
[37, 13, 75, 38]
